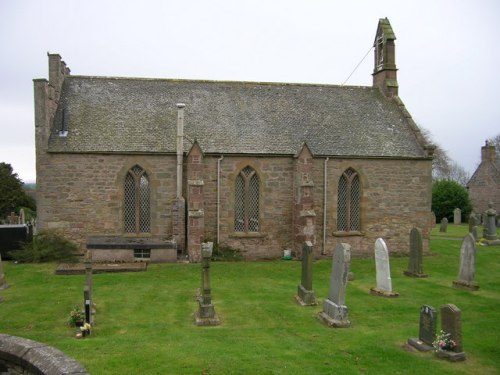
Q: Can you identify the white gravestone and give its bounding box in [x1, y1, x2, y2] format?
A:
[370, 238, 399, 297]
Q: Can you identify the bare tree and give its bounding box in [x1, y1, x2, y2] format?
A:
[489, 133, 500, 158]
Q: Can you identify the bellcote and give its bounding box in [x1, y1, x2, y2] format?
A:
[372, 18, 398, 98]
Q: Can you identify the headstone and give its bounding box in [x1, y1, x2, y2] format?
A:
[295, 241, 317, 306]
[84, 253, 95, 324]
[408, 305, 437, 351]
[19, 209, 25, 225]
[484, 203, 498, 241]
[0, 253, 8, 290]
[431, 212, 436, 228]
[7, 212, 19, 225]
[452, 233, 479, 291]
[468, 213, 477, 233]
[194, 242, 220, 326]
[370, 238, 399, 297]
[453, 208, 462, 225]
[436, 304, 466, 361]
[318, 243, 351, 328]
[471, 226, 478, 242]
[439, 217, 448, 233]
[404, 227, 428, 278]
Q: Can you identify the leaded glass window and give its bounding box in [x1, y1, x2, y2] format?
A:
[124, 165, 151, 233]
[234, 166, 260, 232]
[337, 168, 360, 232]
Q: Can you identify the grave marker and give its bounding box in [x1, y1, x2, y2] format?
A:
[404, 228, 427, 278]
[439, 217, 448, 233]
[408, 305, 437, 351]
[295, 241, 317, 306]
[318, 243, 351, 328]
[453, 208, 462, 225]
[436, 304, 466, 362]
[0, 253, 8, 290]
[452, 234, 479, 291]
[194, 242, 220, 326]
[370, 238, 399, 297]
[484, 202, 499, 242]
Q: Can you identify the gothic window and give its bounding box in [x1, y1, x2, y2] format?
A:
[337, 168, 361, 232]
[124, 165, 151, 233]
[234, 166, 260, 232]
[376, 35, 384, 70]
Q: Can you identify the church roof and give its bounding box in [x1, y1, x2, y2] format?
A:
[48, 76, 427, 158]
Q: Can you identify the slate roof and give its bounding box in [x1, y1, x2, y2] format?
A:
[48, 76, 427, 158]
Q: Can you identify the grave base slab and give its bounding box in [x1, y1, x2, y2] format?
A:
[295, 285, 317, 306]
[452, 280, 479, 291]
[403, 271, 428, 278]
[194, 310, 220, 326]
[436, 349, 466, 362]
[407, 338, 433, 352]
[370, 287, 399, 298]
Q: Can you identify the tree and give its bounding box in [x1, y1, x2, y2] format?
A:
[432, 179, 472, 222]
[0, 162, 36, 220]
[489, 133, 500, 158]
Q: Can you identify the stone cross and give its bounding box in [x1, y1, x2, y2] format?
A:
[296, 241, 317, 306]
[194, 242, 220, 326]
[370, 238, 399, 297]
[7, 212, 19, 225]
[0, 253, 9, 291]
[453, 208, 462, 225]
[437, 304, 466, 361]
[404, 227, 427, 278]
[439, 217, 448, 233]
[408, 304, 437, 351]
[452, 233, 479, 290]
[318, 243, 351, 328]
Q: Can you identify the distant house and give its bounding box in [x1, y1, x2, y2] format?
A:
[467, 141, 500, 215]
[34, 18, 433, 262]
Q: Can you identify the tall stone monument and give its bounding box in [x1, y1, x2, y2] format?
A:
[295, 241, 317, 306]
[404, 227, 428, 278]
[318, 243, 351, 328]
[194, 242, 220, 326]
[452, 234, 479, 291]
[370, 238, 399, 297]
[483, 202, 500, 244]
[436, 304, 466, 362]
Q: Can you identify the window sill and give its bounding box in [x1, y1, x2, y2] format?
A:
[332, 231, 365, 237]
[229, 232, 266, 239]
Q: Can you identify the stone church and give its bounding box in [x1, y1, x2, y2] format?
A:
[34, 18, 433, 262]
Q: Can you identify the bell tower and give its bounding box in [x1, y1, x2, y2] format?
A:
[372, 18, 398, 98]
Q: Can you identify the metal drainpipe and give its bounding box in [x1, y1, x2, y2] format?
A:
[176, 103, 185, 199]
[217, 155, 224, 245]
[322, 157, 329, 255]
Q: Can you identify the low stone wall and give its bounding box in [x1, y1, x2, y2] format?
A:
[0, 334, 88, 374]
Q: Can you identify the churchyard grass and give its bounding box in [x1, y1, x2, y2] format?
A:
[0, 238, 499, 374]
[431, 223, 500, 238]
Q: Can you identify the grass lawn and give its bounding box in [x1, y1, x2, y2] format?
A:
[430, 223, 500, 239]
[1, 238, 499, 374]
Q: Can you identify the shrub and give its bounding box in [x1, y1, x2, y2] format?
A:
[10, 229, 79, 263]
[210, 242, 243, 262]
[432, 179, 472, 222]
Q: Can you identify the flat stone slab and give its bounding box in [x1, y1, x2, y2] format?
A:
[55, 262, 147, 275]
[370, 287, 399, 298]
[452, 280, 479, 291]
[317, 311, 351, 328]
[436, 349, 466, 362]
[194, 311, 221, 326]
[87, 235, 176, 249]
[407, 337, 433, 352]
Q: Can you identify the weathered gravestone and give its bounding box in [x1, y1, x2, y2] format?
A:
[468, 213, 479, 241]
[195, 242, 220, 326]
[318, 243, 351, 328]
[408, 305, 437, 351]
[439, 217, 448, 233]
[404, 228, 428, 278]
[295, 241, 317, 306]
[453, 208, 462, 225]
[84, 254, 95, 325]
[370, 238, 399, 297]
[431, 212, 436, 228]
[484, 203, 499, 243]
[452, 233, 479, 291]
[0, 253, 8, 291]
[436, 304, 466, 362]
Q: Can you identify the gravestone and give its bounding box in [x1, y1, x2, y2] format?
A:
[439, 217, 448, 233]
[471, 226, 478, 242]
[370, 238, 399, 297]
[84, 253, 95, 324]
[468, 213, 477, 233]
[431, 212, 436, 228]
[318, 243, 351, 328]
[194, 242, 220, 326]
[408, 305, 437, 351]
[436, 304, 466, 361]
[7, 212, 19, 225]
[452, 233, 479, 291]
[295, 241, 317, 306]
[453, 208, 461, 225]
[404, 227, 428, 278]
[0, 253, 8, 290]
[484, 203, 499, 242]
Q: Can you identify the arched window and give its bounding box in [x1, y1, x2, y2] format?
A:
[234, 166, 260, 232]
[337, 168, 360, 232]
[124, 165, 150, 233]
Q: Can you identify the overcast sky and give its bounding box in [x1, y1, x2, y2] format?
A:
[1, 0, 499, 183]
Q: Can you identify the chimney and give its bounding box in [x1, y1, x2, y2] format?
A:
[481, 140, 496, 163]
[176, 103, 186, 198]
[372, 18, 398, 98]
